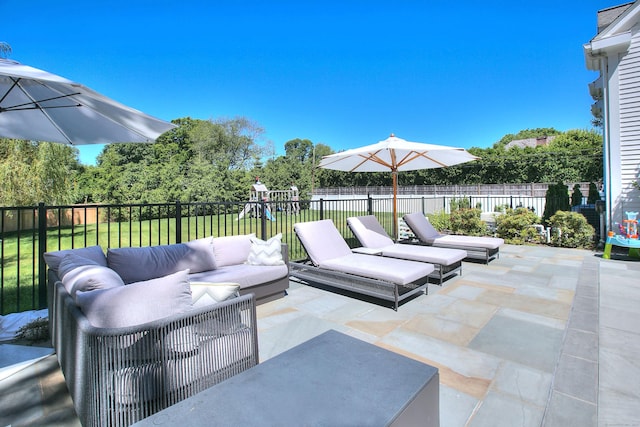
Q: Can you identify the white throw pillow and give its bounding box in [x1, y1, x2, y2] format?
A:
[76, 269, 192, 328]
[246, 233, 285, 266]
[190, 282, 241, 308]
[212, 234, 254, 267]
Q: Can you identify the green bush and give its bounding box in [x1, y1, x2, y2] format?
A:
[426, 211, 450, 231]
[495, 207, 543, 244]
[587, 182, 600, 204]
[548, 211, 595, 248]
[450, 197, 471, 210]
[543, 182, 570, 224]
[571, 184, 583, 207]
[450, 208, 487, 236]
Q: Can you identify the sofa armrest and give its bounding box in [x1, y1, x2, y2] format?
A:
[282, 243, 289, 269]
[53, 280, 258, 427]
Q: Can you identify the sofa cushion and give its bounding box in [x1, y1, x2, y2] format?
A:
[58, 253, 125, 298]
[212, 234, 254, 267]
[76, 269, 193, 328]
[107, 237, 216, 284]
[246, 233, 285, 266]
[189, 264, 288, 290]
[43, 245, 107, 274]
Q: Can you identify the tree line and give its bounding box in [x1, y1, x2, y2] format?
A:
[0, 118, 603, 207]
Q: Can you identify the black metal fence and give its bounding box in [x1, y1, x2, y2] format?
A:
[0, 194, 556, 314]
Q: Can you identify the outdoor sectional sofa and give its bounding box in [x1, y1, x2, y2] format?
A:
[44, 234, 289, 426]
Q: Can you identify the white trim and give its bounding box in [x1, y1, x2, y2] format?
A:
[590, 31, 632, 52]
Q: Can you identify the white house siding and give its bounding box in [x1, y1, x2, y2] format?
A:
[617, 23, 640, 220]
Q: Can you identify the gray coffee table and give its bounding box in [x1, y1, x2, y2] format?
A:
[134, 329, 439, 426]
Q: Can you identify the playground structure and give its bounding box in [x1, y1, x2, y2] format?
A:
[603, 211, 640, 259]
[237, 179, 300, 220]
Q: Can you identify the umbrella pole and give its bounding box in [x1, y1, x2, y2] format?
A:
[392, 170, 398, 241]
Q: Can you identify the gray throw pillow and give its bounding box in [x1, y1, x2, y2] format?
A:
[107, 239, 216, 284]
[43, 245, 107, 274]
[76, 269, 193, 328]
[58, 253, 125, 298]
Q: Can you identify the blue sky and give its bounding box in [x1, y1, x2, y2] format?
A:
[2, 0, 616, 165]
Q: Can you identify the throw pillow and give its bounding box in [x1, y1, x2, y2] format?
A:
[246, 233, 284, 266]
[58, 253, 125, 298]
[212, 234, 254, 267]
[190, 281, 241, 308]
[76, 269, 193, 328]
[43, 245, 107, 274]
[107, 240, 217, 284]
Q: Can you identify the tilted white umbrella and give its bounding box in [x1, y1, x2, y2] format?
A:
[319, 134, 479, 239]
[0, 58, 176, 145]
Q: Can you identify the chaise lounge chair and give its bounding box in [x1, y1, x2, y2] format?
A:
[290, 219, 434, 310]
[347, 215, 466, 285]
[403, 212, 504, 263]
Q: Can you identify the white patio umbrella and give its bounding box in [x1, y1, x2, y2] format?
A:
[0, 59, 176, 145]
[319, 134, 479, 240]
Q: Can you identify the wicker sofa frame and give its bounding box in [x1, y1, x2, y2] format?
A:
[48, 273, 258, 427]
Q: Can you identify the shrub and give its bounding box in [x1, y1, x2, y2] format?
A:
[15, 317, 50, 343]
[450, 197, 471, 210]
[548, 211, 595, 248]
[426, 211, 450, 231]
[587, 182, 600, 204]
[495, 207, 544, 244]
[571, 184, 583, 207]
[543, 182, 570, 224]
[450, 208, 487, 236]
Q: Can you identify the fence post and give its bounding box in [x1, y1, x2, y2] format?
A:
[367, 193, 373, 215]
[37, 203, 47, 309]
[260, 200, 267, 240]
[175, 200, 182, 243]
[320, 198, 324, 220]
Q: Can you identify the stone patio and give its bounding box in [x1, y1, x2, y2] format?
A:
[1, 243, 639, 426]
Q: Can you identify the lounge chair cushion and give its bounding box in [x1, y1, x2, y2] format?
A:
[319, 253, 433, 285]
[347, 216, 395, 248]
[294, 219, 352, 265]
[213, 234, 254, 267]
[348, 215, 467, 265]
[44, 245, 107, 274]
[429, 234, 503, 250]
[76, 269, 193, 328]
[403, 212, 504, 249]
[107, 237, 217, 284]
[379, 244, 466, 265]
[403, 213, 442, 240]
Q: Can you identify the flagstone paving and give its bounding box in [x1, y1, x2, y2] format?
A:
[1, 243, 639, 426]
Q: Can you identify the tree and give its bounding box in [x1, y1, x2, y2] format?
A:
[571, 184, 583, 207]
[0, 139, 81, 206]
[542, 182, 570, 224]
[587, 182, 601, 204]
[86, 116, 269, 204]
